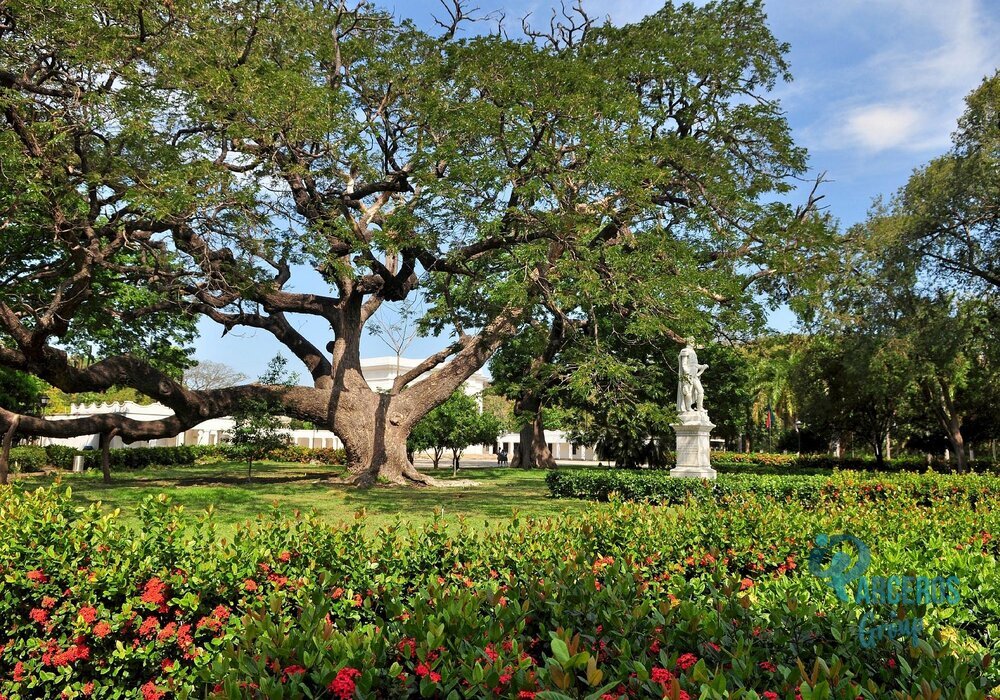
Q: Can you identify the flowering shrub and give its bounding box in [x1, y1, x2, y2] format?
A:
[1, 483, 999, 698]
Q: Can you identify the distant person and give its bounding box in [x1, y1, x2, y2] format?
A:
[500, 448, 509, 466]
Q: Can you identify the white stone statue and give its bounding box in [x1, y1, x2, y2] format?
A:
[670, 337, 716, 479]
[676, 338, 708, 416]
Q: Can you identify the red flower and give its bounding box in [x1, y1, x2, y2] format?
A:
[518, 693, 537, 699]
[141, 681, 165, 700]
[79, 606, 98, 624]
[140, 578, 169, 612]
[740, 578, 754, 590]
[415, 663, 430, 677]
[397, 637, 416, 658]
[138, 616, 160, 637]
[282, 664, 307, 682]
[157, 622, 177, 642]
[176, 623, 194, 651]
[29, 608, 49, 625]
[759, 660, 778, 673]
[26, 570, 48, 584]
[327, 667, 361, 700]
[651, 667, 673, 684]
[429, 672, 441, 683]
[244, 579, 259, 592]
[763, 693, 779, 700]
[82, 682, 94, 696]
[278, 551, 292, 563]
[13, 661, 26, 682]
[886, 658, 897, 669]
[41, 596, 57, 609]
[675, 653, 698, 671]
[93, 621, 112, 638]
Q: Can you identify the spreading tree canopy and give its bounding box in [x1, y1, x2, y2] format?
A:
[0, 0, 826, 485]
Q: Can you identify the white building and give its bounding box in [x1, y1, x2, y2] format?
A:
[41, 357, 598, 462]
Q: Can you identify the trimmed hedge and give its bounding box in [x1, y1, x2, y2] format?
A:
[546, 468, 1000, 507]
[646, 451, 1000, 475]
[38, 443, 348, 471]
[7, 446, 47, 473]
[43, 444, 199, 471]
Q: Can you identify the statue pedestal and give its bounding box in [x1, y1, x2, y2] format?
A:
[670, 413, 716, 480]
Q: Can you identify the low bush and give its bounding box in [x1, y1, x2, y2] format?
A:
[0, 483, 998, 698]
[546, 468, 1000, 507]
[6, 446, 47, 473]
[43, 444, 81, 470]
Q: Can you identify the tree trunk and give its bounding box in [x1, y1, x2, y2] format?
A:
[510, 399, 555, 469]
[335, 389, 437, 487]
[99, 429, 118, 484]
[946, 423, 967, 473]
[0, 417, 19, 485]
[921, 377, 967, 473]
[872, 435, 885, 469]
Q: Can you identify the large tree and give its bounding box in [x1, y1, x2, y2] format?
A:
[0, 0, 823, 486]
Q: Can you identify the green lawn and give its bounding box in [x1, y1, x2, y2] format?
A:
[12, 462, 591, 532]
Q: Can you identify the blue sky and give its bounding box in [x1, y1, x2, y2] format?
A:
[192, 0, 1000, 380]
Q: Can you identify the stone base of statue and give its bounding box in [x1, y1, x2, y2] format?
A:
[670, 411, 716, 480]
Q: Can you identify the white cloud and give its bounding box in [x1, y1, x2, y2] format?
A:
[840, 104, 923, 152]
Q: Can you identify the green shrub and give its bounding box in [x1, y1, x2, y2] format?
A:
[7, 446, 47, 473]
[636, 450, 1000, 475]
[44, 444, 79, 469]
[39, 443, 346, 473]
[546, 468, 1000, 507]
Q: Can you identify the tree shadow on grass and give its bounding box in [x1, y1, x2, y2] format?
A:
[333, 469, 585, 521]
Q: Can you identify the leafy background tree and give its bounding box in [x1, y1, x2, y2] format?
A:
[408, 391, 504, 473]
[227, 357, 296, 481]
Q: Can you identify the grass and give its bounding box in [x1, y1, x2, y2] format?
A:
[11, 461, 591, 532]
